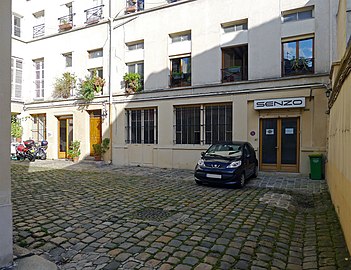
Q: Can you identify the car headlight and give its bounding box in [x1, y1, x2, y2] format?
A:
[197, 159, 205, 166]
[227, 160, 241, 168]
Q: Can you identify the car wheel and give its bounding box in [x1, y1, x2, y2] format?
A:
[238, 173, 245, 188]
[252, 165, 258, 178]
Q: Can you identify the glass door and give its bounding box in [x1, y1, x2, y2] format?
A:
[260, 118, 299, 172]
[58, 117, 73, 159]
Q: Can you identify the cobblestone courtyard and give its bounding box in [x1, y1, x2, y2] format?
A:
[10, 161, 351, 270]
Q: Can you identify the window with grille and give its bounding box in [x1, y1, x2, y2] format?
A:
[126, 108, 158, 144]
[11, 57, 23, 99]
[31, 114, 46, 141]
[174, 103, 232, 145]
[34, 59, 44, 99]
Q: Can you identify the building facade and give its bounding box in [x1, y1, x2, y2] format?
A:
[328, 0, 351, 254]
[12, 0, 332, 174]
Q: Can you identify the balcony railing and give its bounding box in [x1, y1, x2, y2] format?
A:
[282, 57, 314, 76]
[84, 5, 104, 24]
[33, 24, 45, 38]
[58, 14, 75, 32]
[221, 66, 247, 83]
[169, 73, 191, 88]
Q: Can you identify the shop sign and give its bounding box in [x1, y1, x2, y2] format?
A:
[254, 97, 305, 110]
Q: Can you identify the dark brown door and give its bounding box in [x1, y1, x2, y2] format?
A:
[260, 117, 300, 172]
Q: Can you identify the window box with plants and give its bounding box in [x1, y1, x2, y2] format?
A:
[59, 20, 73, 31]
[123, 72, 142, 94]
[92, 138, 110, 161]
[67, 140, 81, 162]
[78, 70, 105, 102]
[53, 72, 76, 99]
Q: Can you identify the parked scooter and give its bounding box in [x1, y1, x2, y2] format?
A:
[15, 139, 48, 161]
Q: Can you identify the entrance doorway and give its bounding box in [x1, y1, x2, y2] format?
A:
[260, 117, 300, 172]
[58, 117, 73, 159]
[89, 110, 102, 156]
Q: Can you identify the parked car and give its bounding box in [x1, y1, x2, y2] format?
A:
[194, 141, 258, 187]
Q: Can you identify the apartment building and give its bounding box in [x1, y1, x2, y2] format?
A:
[12, 0, 332, 174]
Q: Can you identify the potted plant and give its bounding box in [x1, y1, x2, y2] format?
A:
[11, 116, 23, 142]
[53, 72, 76, 99]
[123, 72, 142, 94]
[78, 70, 105, 102]
[59, 19, 72, 31]
[67, 140, 81, 162]
[92, 138, 110, 161]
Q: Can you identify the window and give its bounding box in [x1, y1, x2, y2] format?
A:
[89, 67, 103, 79]
[282, 38, 314, 76]
[31, 114, 46, 141]
[127, 62, 144, 89]
[126, 108, 158, 144]
[282, 7, 313, 23]
[222, 44, 248, 82]
[175, 104, 232, 145]
[127, 42, 144, 51]
[34, 59, 44, 98]
[170, 56, 191, 87]
[11, 57, 23, 99]
[13, 15, 21, 37]
[63, 52, 72, 67]
[171, 33, 191, 43]
[222, 21, 248, 33]
[88, 48, 103, 58]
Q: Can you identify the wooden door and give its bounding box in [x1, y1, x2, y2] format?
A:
[89, 111, 102, 156]
[260, 117, 300, 172]
[58, 117, 73, 159]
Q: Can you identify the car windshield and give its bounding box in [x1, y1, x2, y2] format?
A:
[206, 143, 242, 158]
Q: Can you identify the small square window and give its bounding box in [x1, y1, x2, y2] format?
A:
[88, 48, 103, 58]
[63, 53, 72, 67]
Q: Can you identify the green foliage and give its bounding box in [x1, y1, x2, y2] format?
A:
[53, 72, 76, 99]
[78, 70, 105, 102]
[93, 138, 110, 156]
[11, 116, 23, 138]
[123, 72, 142, 93]
[67, 140, 81, 159]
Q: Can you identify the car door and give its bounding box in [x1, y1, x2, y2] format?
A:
[243, 144, 253, 176]
[245, 143, 256, 176]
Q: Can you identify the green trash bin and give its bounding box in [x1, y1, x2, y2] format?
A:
[309, 154, 324, 180]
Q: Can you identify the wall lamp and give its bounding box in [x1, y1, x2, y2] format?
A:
[325, 88, 332, 98]
[101, 101, 108, 119]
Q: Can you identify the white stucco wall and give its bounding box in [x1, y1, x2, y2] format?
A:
[0, 0, 13, 267]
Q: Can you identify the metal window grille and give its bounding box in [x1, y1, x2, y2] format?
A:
[126, 108, 158, 144]
[174, 104, 232, 145]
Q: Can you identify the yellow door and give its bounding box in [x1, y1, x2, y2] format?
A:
[90, 112, 102, 156]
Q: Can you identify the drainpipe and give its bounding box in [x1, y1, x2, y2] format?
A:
[108, 0, 113, 163]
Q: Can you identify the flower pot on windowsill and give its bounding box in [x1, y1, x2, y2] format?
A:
[126, 6, 137, 13]
[59, 22, 72, 31]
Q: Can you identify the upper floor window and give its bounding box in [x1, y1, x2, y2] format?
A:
[222, 44, 248, 82]
[171, 33, 191, 43]
[222, 20, 248, 33]
[34, 58, 44, 99]
[126, 0, 144, 14]
[13, 15, 21, 37]
[11, 57, 23, 99]
[127, 42, 144, 51]
[63, 52, 72, 67]
[282, 7, 314, 23]
[170, 56, 191, 87]
[88, 48, 103, 58]
[282, 37, 314, 76]
[89, 67, 103, 79]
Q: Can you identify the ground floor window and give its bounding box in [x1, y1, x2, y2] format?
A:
[31, 114, 46, 141]
[174, 103, 232, 144]
[126, 108, 158, 144]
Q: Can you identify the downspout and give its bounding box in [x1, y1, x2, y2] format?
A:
[108, 0, 113, 163]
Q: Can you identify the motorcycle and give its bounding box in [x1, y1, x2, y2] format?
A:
[15, 139, 48, 161]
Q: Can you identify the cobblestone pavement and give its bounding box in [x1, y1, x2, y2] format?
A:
[10, 160, 351, 270]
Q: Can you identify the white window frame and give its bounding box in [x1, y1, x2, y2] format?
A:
[11, 57, 23, 99]
[127, 42, 144, 51]
[63, 52, 72, 67]
[282, 7, 314, 23]
[13, 14, 22, 37]
[170, 33, 191, 43]
[88, 48, 103, 58]
[34, 59, 44, 99]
